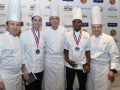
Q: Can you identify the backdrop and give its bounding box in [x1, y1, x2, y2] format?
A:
[0, 0, 120, 90]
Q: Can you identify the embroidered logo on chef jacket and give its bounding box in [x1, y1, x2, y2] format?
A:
[110, 29, 116, 37]
[80, 0, 87, 4]
[109, 0, 116, 5]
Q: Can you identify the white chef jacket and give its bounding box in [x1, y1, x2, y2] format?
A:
[64, 30, 90, 69]
[90, 33, 119, 69]
[86, 32, 120, 90]
[44, 26, 67, 54]
[20, 28, 45, 73]
[44, 26, 67, 90]
[0, 31, 22, 90]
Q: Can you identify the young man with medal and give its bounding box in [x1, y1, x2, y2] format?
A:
[0, 0, 22, 90]
[20, 3, 45, 90]
[43, 0, 67, 90]
[64, 7, 90, 90]
[86, 6, 120, 90]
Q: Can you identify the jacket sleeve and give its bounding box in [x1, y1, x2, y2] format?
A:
[20, 34, 27, 64]
[108, 37, 120, 70]
[85, 34, 91, 51]
[64, 34, 69, 50]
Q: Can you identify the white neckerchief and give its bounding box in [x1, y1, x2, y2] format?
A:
[74, 30, 81, 41]
[34, 30, 39, 37]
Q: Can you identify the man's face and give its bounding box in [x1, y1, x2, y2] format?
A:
[92, 24, 102, 36]
[72, 19, 82, 31]
[6, 21, 20, 36]
[32, 16, 42, 30]
[49, 16, 60, 28]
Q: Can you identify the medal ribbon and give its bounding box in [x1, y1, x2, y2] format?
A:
[31, 27, 40, 48]
[73, 30, 82, 46]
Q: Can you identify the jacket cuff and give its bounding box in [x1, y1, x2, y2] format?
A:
[110, 69, 117, 73]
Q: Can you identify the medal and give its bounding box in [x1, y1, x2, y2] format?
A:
[73, 30, 82, 51]
[75, 47, 80, 51]
[31, 27, 40, 54]
[36, 49, 40, 54]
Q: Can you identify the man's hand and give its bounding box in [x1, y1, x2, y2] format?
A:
[84, 65, 90, 73]
[108, 71, 115, 82]
[0, 82, 5, 90]
[68, 60, 78, 68]
[83, 64, 90, 73]
[22, 68, 30, 81]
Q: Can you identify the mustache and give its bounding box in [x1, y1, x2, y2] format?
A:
[12, 29, 18, 30]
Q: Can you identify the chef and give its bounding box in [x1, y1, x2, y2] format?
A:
[64, 7, 90, 90]
[0, 0, 22, 90]
[86, 6, 120, 90]
[43, 0, 67, 90]
[20, 3, 45, 90]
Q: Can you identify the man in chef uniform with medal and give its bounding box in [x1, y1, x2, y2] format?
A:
[86, 6, 120, 90]
[43, 0, 67, 90]
[20, 3, 45, 90]
[64, 7, 90, 90]
[0, 0, 23, 90]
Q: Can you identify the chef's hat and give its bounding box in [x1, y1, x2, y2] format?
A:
[7, 0, 20, 22]
[32, 3, 42, 18]
[50, 0, 59, 16]
[72, 7, 82, 21]
[91, 6, 101, 24]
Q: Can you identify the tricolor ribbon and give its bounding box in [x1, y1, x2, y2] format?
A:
[31, 27, 40, 48]
[73, 30, 82, 46]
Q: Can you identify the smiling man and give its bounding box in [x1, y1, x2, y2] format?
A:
[0, 0, 22, 90]
[44, 0, 67, 90]
[20, 3, 45, 90]
[86, 6, 120, 90]
[64, 7, 90, 90]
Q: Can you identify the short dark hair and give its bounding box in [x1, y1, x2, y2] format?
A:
[31, 16, 35, 20]
[72, 19, 82, 23]
[6, 21, 8, 25]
